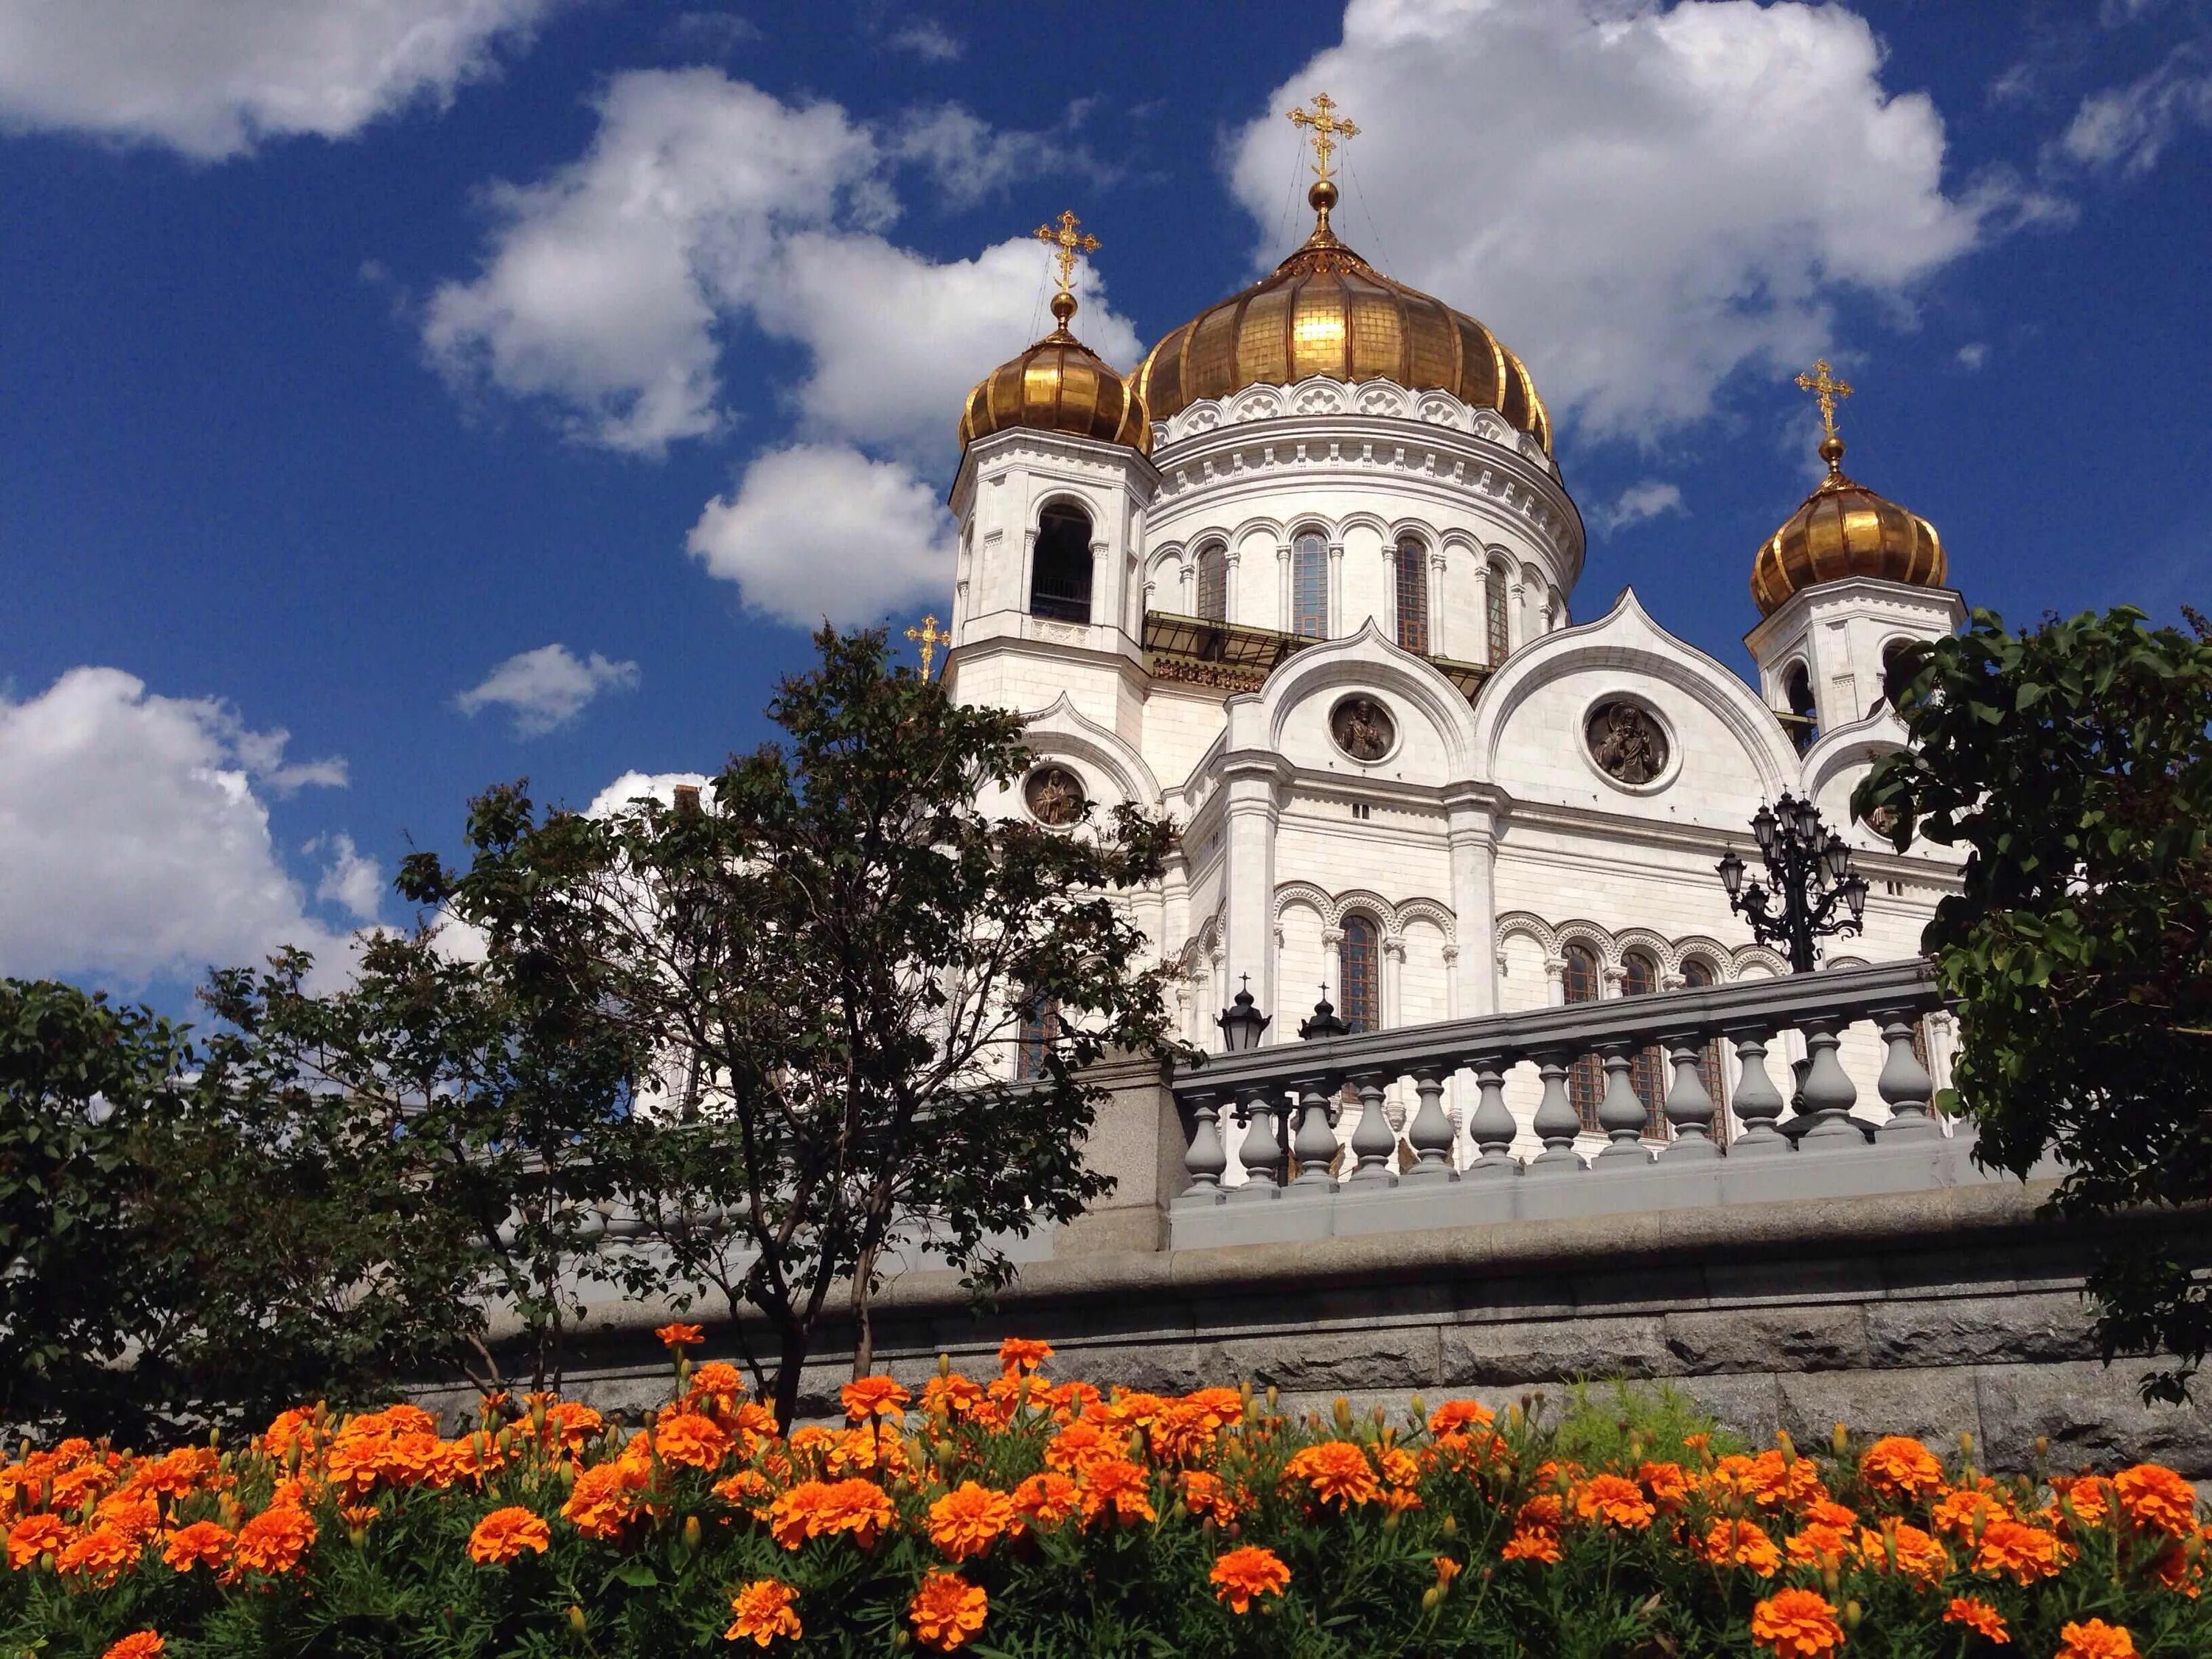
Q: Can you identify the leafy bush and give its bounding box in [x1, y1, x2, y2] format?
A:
[2, 1337, 2205, 1658]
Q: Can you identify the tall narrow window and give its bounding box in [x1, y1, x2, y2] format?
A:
[1030, 505, 1093, 622]
[1680, 958, 1729, 1141]
[1194, 540, 1228, 622]
[1339, 915, 1381, 1034]
[1562, 942, 1602, 1129]
[1485, 558, 1511, 664]
[1015, 995, 1060, 1081]
[1622, 950, 1666, 1138]
[1784, 664, 1818, 754]
[1394, 537, 1429, 653]
[1292, 531, 1329, 639]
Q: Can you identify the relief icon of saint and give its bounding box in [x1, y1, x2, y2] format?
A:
[1332, 698, 1394, 762]
[1590, 701, 1666, 785]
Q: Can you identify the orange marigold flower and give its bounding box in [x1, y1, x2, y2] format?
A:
[922, 1374, 988, 1422]
[1784, 1522, 1852, 1572]
[690, 1360, 745, 1398]
[1971, 1518, 2070, 1585]
[2048, 1475, 2113, 1531]
[1282, 1441, 1382, 1509]
[769, 1478, 896, 1550]
[840, 1375, 912, 1424]
[726, 1578, 802, 1647]
[93, 1494, 160, 1542]
[1378, 1446, 1421, 1490]
[1180, 1470, 1241, 1526]
[467, 1506, 552, 1565]
[927, 1482, 1013, 1563]
[230, 1504, 316, 1577]
[2147, 1537, 2205, 1596]
[562, 1461, 649, 1541]
[908, 1569, 988, 1652]
[1638, 1460, 1690, 1509]
[2113, 1464, 2198, 1540]
[1010, 1471, 1081, 1530]
[2055, 1618, 2137, 1659]
[1433, 1554, 1462, 1590]
[1749, 1587, 1846, 1659]
[1694, 1517, 1781, 1577]
[713, 1468, 774, 1509]
[651, 1411, 734, 1472]
[998, 1338, 1054, 1374]
[160, 1520, 234, 1572]
[1859, 1435, 1947, 1502]
[1572, 1473, 1655, 1531]
[1944, 1596, 2011, 1643]
[1209, 1544, 1291, 1613]
[1427, 1399, 1494, 1436]
[6, 1511, 72, 1571]
[1078, 1458, 1157, 1526]
[1858, 1520, 1950, 1586]
[656, 1322, 705, 1349]
[1500, 1526, 1562, 1564]
[538, 1401, 606, 1455]
[1043, 1420, 1120, 1474]
[1933, 1486, 2013, 1542]
[58, 1526, 140, 1585]
[102, 1634, 164, 1659]
[128, 1447, 218, 1500]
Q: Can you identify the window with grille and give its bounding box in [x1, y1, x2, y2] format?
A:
[1030, 506, 1093, 622]
[1194, 541, 1227, 622]
[1485, 560, 1510, 664]
[1680, 958, 1730, 1141]
[1293, 531, 1329, 639]
[1339, 915, 1380, 1034]
[1622, 951, 1666, 1137]
[1562, 943, 1601, 1129]
[1395, 537, 1429, 653]
[1015, 996, 1060, 1081]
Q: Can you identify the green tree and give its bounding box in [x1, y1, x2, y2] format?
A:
[403, 627, 1183, 1426]
[1857, 605, 2212, 1401]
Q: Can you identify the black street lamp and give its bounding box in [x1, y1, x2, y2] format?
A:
[1298, 984, 1350, 1041]
[1717, 790, 1868, 973]
[1217, 975, 1272, 1051]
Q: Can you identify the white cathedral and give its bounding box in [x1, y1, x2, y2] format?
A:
[939, 140, 1961, 1138]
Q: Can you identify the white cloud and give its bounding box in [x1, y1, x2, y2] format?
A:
[885, 20, 962, 62]
[885, 102, 1113, 209]
[309, 833, 386, 921]
[1228, 0, 1998, 439]
[1596, 479, 1686, 532]
[586, 770, 711, 818]
[1955, 341, 1989, 370]
[688, 444, 955, 627]
[0, 0, 554, 161]
[2059, 44, 2212, 175]
[0, 667, 366, 987]
[456, 643, 640, 735]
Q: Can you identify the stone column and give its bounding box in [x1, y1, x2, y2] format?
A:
[1220, 758, 1284, 1033]
[1328, 540, 1346, 638]
[1444, 788, 1500, 1017]
[1430, 552, 1450, 655]
[1276, 542, 1292, 634]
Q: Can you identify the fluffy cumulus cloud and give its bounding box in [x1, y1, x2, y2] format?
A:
[2059, 43, 2212, 175]
[1596, 479, 1686, 532]
[456, 643, 640, 735]
[688, 444, 957, 627]
[0, 668, 374, 987]
[585, 770, 711, 818]
[0, 0, 554, 161]
[1228, 0, 1999, 438]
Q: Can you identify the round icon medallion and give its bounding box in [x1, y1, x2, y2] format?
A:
[1585, 700, 1669, 786]
[1023, 765, 1086, 826]
[1330, 696, 1395, 762]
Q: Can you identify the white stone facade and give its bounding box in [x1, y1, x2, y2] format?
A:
[942, 377, 1964, 1122]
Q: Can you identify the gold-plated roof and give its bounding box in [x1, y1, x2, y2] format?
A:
[1132, 181, 1552, 452]
[1750, 433, 1945, 616]
[957, 210, 1151, 457]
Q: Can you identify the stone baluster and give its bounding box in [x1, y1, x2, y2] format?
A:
[1593, 1041, 1651, 1163]
[1660, 1032, 1722, 1160]
[1873, 1008, 1940, 1140]
[1526, 1049, 1583, 1172]
[1463, 1054, 1520, 1176]
[1792, 1017, 1871, 1147]
[1232, 1086, 1283, 1198]
[1347, 1071, 1398, 1184]
[1182, 1091, 1228, 1193]
[1290, 1074, 1340, 1185]
[1403, 1068, 1455, 1182]
[1725, 1026, 1789, 1155]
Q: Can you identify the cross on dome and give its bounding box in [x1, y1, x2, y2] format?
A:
[1288, 92, 1358, 185]
[1795, 358, 1855, 471]
[1032, 209, 1100, 332]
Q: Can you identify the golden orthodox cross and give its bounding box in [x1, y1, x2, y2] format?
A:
[1288, 92, 1359, 184]
[1032, 209, 1100, 303]
[1794, 358, 1854, 442]
[905, 613, 948, 679]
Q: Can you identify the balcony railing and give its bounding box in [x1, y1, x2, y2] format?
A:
[1168, 959, 2019, 1250]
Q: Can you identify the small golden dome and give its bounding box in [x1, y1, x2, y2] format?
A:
[1751, 432, 1946, 616]
[1133, 181, 1552, 451]
[957, 288, 1152, 456]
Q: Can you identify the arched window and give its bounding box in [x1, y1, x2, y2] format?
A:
[1394, 536, 1429, 653]
[1015, 995, 1060, 1081]
[1339, 915, 1381, 1034]
[1292, 530, 1329, 639]
[1784, 663, 1818, 754]
[1194, 540, 1228, 622]
[1680, 958, 1729, 1141]
[1030, 504, 1093, 622]
[1485, 559, 1511, 664]
[1562, 942, 1602, 1129]
[1621, 950, 1666, 1138]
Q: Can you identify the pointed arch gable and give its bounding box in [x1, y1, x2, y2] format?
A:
[1228, 619, 1480, 775]
[1016, 692, 1164, 807]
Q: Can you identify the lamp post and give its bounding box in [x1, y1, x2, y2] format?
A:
[1216, 975, 1272, 1051]
[1717, 790, 1868, 973]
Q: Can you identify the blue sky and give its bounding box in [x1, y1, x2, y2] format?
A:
[3, 0, 2208, 1006]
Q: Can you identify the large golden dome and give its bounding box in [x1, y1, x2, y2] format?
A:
[1751, 432, 1945, 616]
[957, 289, 1151, 456]
[1133, 181, 1552, 452]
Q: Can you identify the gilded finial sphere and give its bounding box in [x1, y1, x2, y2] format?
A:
[1750, 436, 1944, 616]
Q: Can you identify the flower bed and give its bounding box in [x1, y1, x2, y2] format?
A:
[2, 1332, 2205, 1658]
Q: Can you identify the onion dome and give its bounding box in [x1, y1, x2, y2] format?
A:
[1751, 362, 1945, 616]
[957, 210, 1150, 456]
[1132, 178, 1552, 452]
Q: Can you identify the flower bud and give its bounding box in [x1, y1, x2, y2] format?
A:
[1265, 1385, 1279, 1411]
[1382, 1509, 1399, 1534]
[937, 1352, 951, 1378]
[1843, 1600, 1863, 1632]
[1440, 1514, 1457, 1537]
[348, 1523, 368, 1548]
[1422, 1587, 1440, 1611]
[568, 1604, 588, 1637]
[1332, 1397, 1353, 1433]
[1408, 1394, 1426, 1423]
[2034, 1436, 2049, 1460]
[1958, 1431, 1974, 1458]
[893, 1631, 911, 1649]
[1775, 1430, 1795, 1466]
[1832, 1423, 1849, 1458]
[683, 1515, 702, 1550]
[1821, 1562, 1840, 1599]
